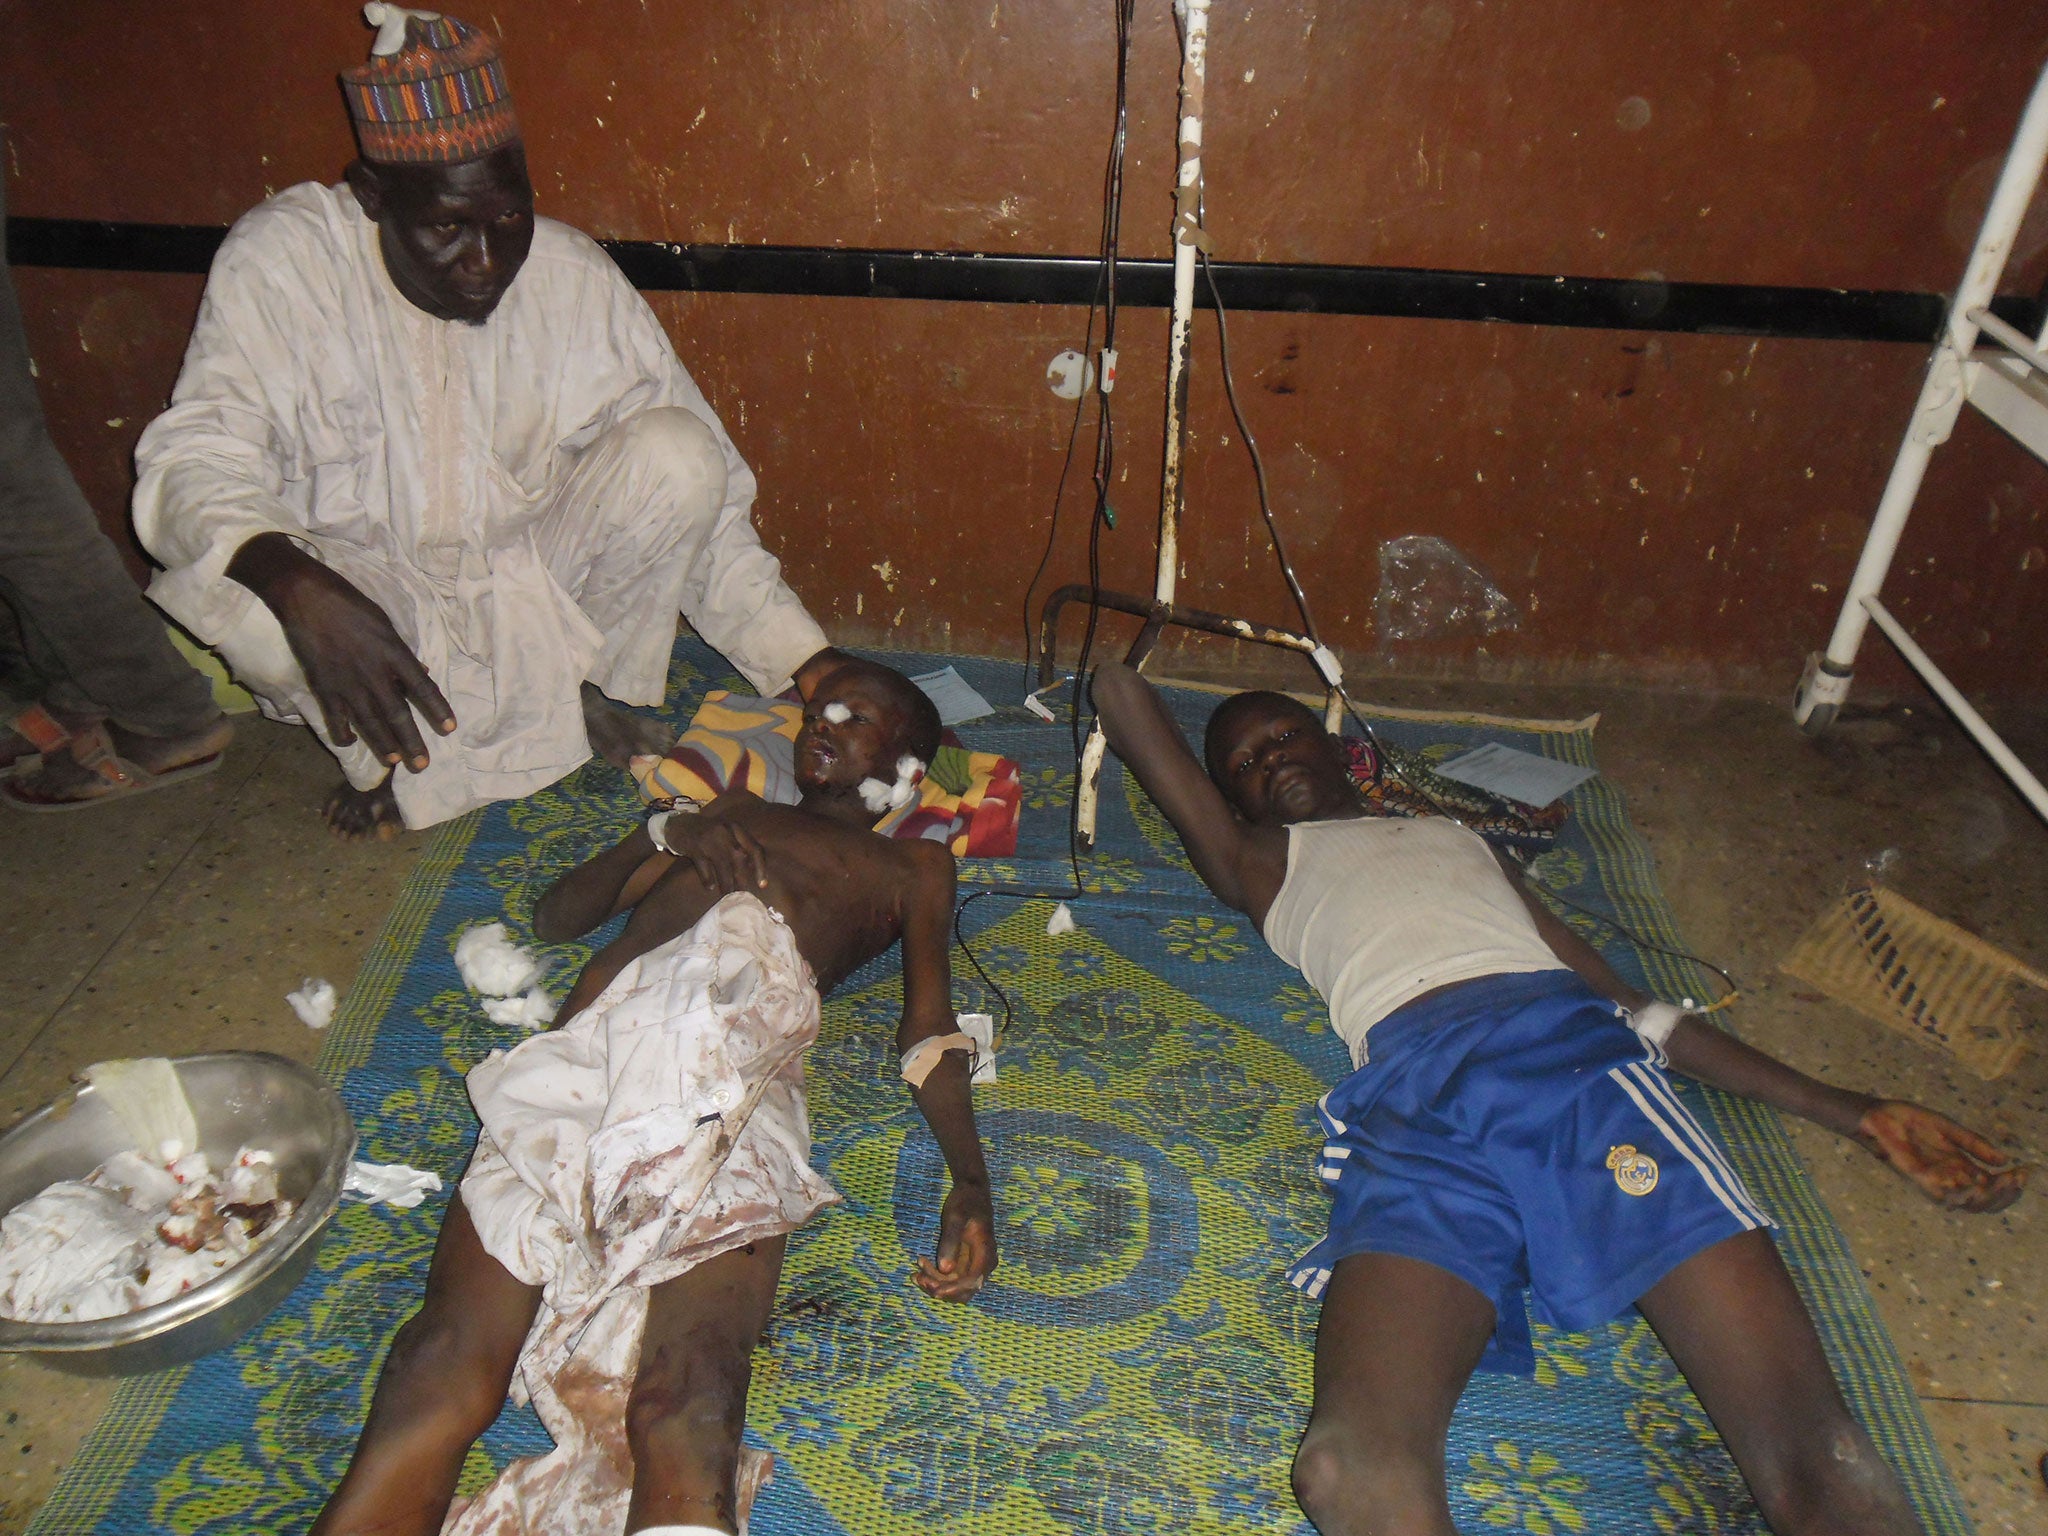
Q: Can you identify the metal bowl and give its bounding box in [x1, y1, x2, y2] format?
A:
[0, 1051, 356, 1376]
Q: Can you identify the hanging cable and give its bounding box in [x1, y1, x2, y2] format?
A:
[1519, 874, 1742, 1008]
[1199, 246, 1321, 646]
[968, 0, 1141, 997]
[1063, 0, 1137, 889]
[953, 887, 1025, 1046]
[1019, 297, 1103, 700]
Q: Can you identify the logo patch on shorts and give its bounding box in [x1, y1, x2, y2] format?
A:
[1606, 1144, 1659, 1196]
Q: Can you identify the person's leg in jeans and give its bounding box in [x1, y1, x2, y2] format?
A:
[0, 136, 228, 796]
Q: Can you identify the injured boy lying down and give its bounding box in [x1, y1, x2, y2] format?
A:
[1091, 661, 2025, 1536]
[313, 660, 996, 1536]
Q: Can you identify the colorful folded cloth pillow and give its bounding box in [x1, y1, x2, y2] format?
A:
[635, 692, 806, 807]
[869, 741, 1023, 856]
[631, 691, 1023, 859]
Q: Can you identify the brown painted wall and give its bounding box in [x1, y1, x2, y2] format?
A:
[6, 1, 2048, 697]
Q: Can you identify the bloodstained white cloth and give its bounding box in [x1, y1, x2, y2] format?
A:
[134, 182, 826, 828]
[447, 893, 837, 1536]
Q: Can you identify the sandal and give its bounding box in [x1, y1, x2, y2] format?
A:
[2, 717, 231, 812]
[1, 703, 77, 773]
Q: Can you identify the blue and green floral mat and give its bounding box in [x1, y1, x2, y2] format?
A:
[29, 641, 1969, 1535]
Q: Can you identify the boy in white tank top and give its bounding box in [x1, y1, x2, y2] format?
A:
[1093, 660, 2024, 1536]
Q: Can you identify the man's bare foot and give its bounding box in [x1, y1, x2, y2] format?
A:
[581, 681, 672, 771]
[326, 775, 403, 841]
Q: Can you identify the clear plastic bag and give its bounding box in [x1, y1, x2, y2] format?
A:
[1373, 535, 1522, 646]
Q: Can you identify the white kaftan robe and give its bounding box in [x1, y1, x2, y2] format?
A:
[134, 182, 826, 827]
[451, 893, 839, 1536]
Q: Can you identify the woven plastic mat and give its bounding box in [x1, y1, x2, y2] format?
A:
[26, 641, 1970, 1536]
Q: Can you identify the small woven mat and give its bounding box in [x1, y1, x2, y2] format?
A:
[1781, 884, 2046, 1080]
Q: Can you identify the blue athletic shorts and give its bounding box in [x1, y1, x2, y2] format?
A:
[1284, 971, 1774, 1375]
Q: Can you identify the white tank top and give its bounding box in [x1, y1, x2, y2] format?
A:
[1261, 816, 1567, 1067]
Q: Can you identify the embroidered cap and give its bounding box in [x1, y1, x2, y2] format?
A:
[339, 4, 520, 166]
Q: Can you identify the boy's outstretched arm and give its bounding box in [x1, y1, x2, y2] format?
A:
[1505, 853, 2027, 1214]
[1090, 661, 1266, 914]
[1656, 1013, 2026, 1213]
[896, 843, 997, 1301]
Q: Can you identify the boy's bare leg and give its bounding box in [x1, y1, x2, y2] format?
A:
[312, 1197, 541, 1536]
[1638, 1230, 1922, 1536]
[624, 1235, 788, 1534]
[1290, 1252, 1497, 1536]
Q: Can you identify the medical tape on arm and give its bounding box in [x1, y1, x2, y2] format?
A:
[644, 796, 701, 855]
[1628, 1001, 1689, 1048]
[900, 1031, 976, 1088]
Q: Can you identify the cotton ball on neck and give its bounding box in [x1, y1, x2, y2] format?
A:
[455, 922, 544, 998]
[859, 754, 925, 814]
[890, 754, 925, 808]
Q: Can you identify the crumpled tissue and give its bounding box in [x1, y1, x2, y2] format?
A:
[286, 977, 337, 1030]
[343, 1161, 444, 1209]
[80, 1057, 198, 1163]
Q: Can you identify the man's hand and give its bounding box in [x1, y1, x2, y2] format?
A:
[792, 645, 854, 701]
[651, 800, 770, 892]
[228, 532, 454, 772]
[1856, 1100, 2029, 1213]
[913, 1179, 996, 1301]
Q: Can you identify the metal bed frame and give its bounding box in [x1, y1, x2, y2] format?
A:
[1794, 57, 2048, 824]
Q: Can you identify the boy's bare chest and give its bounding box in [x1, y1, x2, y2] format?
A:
[724, 811, 910, 988]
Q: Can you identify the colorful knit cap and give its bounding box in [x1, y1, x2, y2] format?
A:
[339, 5, 519, 166]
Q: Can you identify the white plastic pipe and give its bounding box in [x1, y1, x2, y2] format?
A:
[1820, 57, 2048, 673]
[1967, 306, 2048, 377]
[1155, 0, 1209, 613]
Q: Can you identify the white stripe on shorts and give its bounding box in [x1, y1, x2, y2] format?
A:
[1621, 1062, 1771, 1228]
[1632, 1024, 1670, 1071]
[1605, 1066, 1762, 1231]
[1317, 1091, 1348, 1137]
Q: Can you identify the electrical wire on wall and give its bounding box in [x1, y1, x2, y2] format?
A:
[1066, 0, 1138, 838]
[1022, 0, 1135, 727]
[964, 0, 1141, 997]
[1024, 0, 1136, 889]
[1006, 4, 1748, 1031]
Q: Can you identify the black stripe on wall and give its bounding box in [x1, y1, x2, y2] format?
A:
[9, 215, 2034, 345]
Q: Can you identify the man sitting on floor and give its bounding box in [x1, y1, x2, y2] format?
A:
[312, 659, 996, 1536]
[134, 6, 847, 839]
[1091, 660, 2025, 1536]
